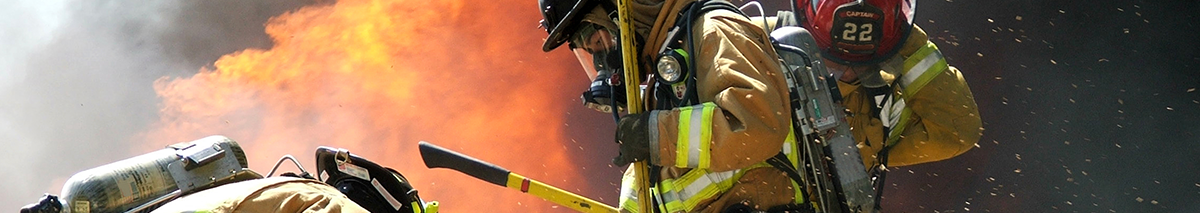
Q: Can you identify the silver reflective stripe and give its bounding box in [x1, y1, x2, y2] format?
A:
[659, 27, 681, 54]
[900, 48, 944, 88]
[649, 110, 661, 164]
[618, 169, 641, 213]
[371, 178, 404, 211]
[661, 169, 740, 207]
[659, 189, 679, 206]
[687, 105, 706, 168]
[676, 170, 738, 203]
[878, 95, 906, 129]
[782, 139, 793, 155]
[621, 184, 637, 200]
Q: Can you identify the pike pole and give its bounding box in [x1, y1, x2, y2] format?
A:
[615, 0, 652, 212]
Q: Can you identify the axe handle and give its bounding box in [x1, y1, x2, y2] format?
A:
[419, 142, 618, 213]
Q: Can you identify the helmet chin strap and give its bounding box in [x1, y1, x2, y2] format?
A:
[858, 70, 889, 88]
[861, 53, 906, 88]
[843, 52, 905, 88]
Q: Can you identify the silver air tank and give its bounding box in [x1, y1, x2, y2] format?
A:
[57, 135, 249, 213]
[772, 26, 877, 213]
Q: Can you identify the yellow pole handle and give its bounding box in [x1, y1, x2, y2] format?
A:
[616, 0, 642, 113]
[505, 173, 619, 213]
[419, 142, 618, 213]
[615, 0, 653, 213]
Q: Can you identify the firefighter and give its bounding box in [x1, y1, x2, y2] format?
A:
[150, 177, 371, 213]
[539, 0, 806, 212]
[796, 0, 982, 171]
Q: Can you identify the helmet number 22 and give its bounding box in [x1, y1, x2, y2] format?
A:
[841, 23, 874, 42]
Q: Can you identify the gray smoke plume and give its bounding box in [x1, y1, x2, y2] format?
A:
[0, 0, 318, 209]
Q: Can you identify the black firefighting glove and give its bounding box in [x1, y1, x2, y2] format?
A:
[613, 113, 652, 167]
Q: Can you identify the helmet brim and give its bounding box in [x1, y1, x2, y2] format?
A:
[541, 0, 592, 52]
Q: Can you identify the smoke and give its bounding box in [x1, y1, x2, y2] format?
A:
[0, 0, 319, 209]
[139, 0, 623, 211]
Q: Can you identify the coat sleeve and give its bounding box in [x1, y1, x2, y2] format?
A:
[885, 64, 982, 166]
[842, 25, 983, 167]
[650, 11, 793, 172]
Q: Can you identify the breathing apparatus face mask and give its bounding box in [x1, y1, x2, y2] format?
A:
[570, 22, 627, 113]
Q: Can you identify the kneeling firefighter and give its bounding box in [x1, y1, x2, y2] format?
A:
[539, 0, 808, 212]
[21, 136, 436, 213]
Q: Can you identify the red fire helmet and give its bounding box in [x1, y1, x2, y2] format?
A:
[798, 0, 915, 65]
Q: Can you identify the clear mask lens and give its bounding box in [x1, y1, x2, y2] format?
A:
[570, 23, 626, 113]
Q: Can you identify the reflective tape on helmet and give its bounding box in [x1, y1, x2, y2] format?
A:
[676, 102, 718, 169]
[899, 41, 948, 97]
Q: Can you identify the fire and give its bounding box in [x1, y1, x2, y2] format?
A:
[142, 0, 615, 211]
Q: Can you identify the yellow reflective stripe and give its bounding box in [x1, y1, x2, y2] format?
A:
[686, 106, 703, 168]
[894, 42, 946, 146]
[783, 126, 805, 204]
[879, 96, 906, 131]
[622, 199, 642, 213]
[619, 169, 641, 213]
[677, 103, 717, 168]
[660, 182, 685, 212]
[900, 41, 948, 99]
[685, 171, 736, 209]
[659, 169, 739, 211]
[650, 187, 667, 213]
[676, 105, 694, 168]
[784, 128, 799, 167]
[791, 176, 806, 204]
[886, 108, 914, 146]
[698, 102, 716, 169]
[648, 110, 661, 164]
[657, 164, 770, 212]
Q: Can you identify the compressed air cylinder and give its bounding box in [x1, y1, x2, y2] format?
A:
[57, 135, 248, 213]
[772, 27, 877, 212]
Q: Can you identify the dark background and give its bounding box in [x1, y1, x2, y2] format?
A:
[869, 0, 1200, 212]
[743, 0, 1200, 212]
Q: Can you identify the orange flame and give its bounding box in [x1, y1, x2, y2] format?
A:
[142, 0, 617, 211]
